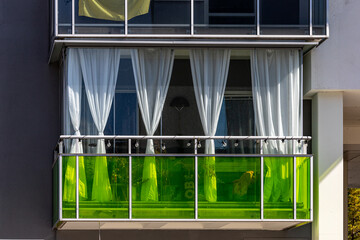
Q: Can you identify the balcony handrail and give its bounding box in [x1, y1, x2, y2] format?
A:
[54, 0, 328, 38]
[59, 135, 311, 140]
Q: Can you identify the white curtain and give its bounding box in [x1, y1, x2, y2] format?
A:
[63, 48, 88, 201]
[78, 48, 121, 202]
[131, 48, 175, 201]
[250, 48, 302, 202]
[67, 48, 84, 155]
[190, 48, 231, 202]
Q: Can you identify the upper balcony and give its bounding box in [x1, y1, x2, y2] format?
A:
[51, 0, 328, 39]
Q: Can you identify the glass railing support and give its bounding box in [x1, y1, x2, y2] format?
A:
[59, 140, 63, 220]
[260, 139, 264, 220]
[76, 154, 79, 219]
[128, 139, 132, 219]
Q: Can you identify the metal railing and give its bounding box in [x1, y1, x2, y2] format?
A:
[53, 0, 328, 39]
[54, 135, 313, 225]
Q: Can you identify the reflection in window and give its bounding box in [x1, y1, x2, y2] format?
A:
[78, 0, 150, 21]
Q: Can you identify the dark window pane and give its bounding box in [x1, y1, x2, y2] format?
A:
[260, 0, 310, 35]
[194, 0, 256, 35]
[313, 0, 327, 35]
[58, 0, 72, 34]
[128, 0, 191, 34]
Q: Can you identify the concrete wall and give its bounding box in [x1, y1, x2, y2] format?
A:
[0, 1, 59, 239]
[304, 0, 360, 94]
[312, 92, 344, 240]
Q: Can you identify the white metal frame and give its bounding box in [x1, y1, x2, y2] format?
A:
[53, 0, 328, 39]
[54, 135, 313, 227]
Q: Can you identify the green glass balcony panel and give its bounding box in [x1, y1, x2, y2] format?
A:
[80, 156, 129, 218]
[53, 158, 59, 225]
[263, 157, 294, 219]
[62, 156, 129, 219]
[296, 157, 311, 219]
[62, 156, 76, 219]
[198, 157, 261, 219]
[132, 156, 195, 219]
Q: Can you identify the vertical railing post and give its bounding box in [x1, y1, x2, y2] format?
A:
[310, 155, 313, 221]
[59, 141, 63, 220]
[125, 0, 128, 35]
[293, 138, 297, 219]
[191, 0, 194, 35]
[55, 0, 58, 36]
[76, 154, 79, 219]
[72, 0, 75, 34]
[326, 0, 329, 37]
[256, 0, 260, 35]
[194, 138, 198, 220]
[293, 156, 297, 219]
[128, 138, 132, 220]
[309, 0, 313, 36]
[260, 139, 264, 220]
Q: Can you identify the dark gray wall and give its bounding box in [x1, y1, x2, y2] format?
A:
[0, 1, 312, 240]
[0, 0, 59, 239]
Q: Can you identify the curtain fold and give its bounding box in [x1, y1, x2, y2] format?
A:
[190, 48, 231, 202]
[250, 49, 302, 203]
[131, 48, 175, 201]
[63, 48, 88, 202]
[79, 0, 150, 21]
[78, 48, 121, 202]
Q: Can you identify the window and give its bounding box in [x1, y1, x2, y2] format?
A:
[63, 49, 258, 154]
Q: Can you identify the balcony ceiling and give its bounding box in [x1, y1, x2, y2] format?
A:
[49, 38, 320, 63]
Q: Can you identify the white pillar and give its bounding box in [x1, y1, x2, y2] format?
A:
[312, 92, 344, 240]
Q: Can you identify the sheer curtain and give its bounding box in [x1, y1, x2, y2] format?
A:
[190, 48, 231, 202]
[63, 48, 88, 202]
[131, 48, 175, 201]
[78, 48, 121, 202]
[250, 49, 302, 202]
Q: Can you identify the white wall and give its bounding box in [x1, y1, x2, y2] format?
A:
[312, 92, 344, 240]
[304, 0, 360, 94]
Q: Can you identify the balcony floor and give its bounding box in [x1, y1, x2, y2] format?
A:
[57, 220, 308, 231]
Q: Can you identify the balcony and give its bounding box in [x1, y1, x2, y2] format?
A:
[51, 0, 327, 38]
[53, 135, 312, 230]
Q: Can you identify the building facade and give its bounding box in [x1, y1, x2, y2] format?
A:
[0, 0, 357, 239]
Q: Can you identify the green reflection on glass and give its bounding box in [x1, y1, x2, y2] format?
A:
[79, 156, 129, 218]
[53, 159, 59, 224]
[132, 156, 195, 219]
[296, 157, 311, 219]
[60, 154, 310, 220]
[61, 156, 129, 219]
[263, 157, 294, 219]
[62, 156, 76, 218]
[198, 157, 260, 219]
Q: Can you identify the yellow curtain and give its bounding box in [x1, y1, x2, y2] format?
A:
[79, 0, 151, 21]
